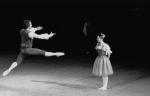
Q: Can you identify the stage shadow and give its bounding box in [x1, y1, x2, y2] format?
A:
[76, 70, 150, 89]
[110, 71, 150, 89]
[31, 80, 96, 89]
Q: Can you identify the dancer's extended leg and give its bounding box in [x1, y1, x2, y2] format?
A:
[25, 48, 64, 57]
[3, 52, 24, 76]
[3, 48, 64, 76]
[45, 52, 64, 57]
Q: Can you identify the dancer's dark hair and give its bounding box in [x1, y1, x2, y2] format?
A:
[98, 33, 105, 40]
[23, 20, 31, 27]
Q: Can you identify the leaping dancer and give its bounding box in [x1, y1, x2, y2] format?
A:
[3, 20, 64, 76]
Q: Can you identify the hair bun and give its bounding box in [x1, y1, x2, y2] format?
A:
[99, 33, 105, 39]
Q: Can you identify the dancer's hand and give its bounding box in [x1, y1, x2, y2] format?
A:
[49, 31, 56, 38]
[36, 26, 43, 30]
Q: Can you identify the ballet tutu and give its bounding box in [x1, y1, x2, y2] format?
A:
[92, 55, 113, 76]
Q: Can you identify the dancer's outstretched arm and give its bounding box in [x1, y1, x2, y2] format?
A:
[48, 31, 56, 38]
[29, 30, 56, 40]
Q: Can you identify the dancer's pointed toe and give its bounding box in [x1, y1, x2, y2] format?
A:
[56, 52, 65, 57]
[2, 62, 18, 76]
[3, 70, 11, 76]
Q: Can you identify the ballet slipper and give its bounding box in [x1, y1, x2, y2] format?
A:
[56, 52, 65, 57]
[2, 62, 17, 76]
[3, 69, 11, 76]
[98, 87, 107, 91]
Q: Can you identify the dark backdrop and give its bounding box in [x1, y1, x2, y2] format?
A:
[0, 0, 149, 62]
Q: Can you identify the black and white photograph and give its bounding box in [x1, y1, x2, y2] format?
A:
[0, 0, 150, 96]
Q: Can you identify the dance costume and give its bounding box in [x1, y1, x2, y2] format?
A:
[16, 29, 46, 65]
[92, 48, 113, 76]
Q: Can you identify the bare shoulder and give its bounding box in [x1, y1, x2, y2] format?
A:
[20, 29, 25, 32]
[105, 43, 109, 46]
[21, 29, 24, 31]
[20, 29, 29, 34]
[104, 43, 111, 49]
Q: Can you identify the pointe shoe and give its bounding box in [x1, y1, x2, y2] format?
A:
[2, 62, 17, 76]
[98, 87, 107, 91]
[56, 52, 65, 57]
[3, 69, 11, 76]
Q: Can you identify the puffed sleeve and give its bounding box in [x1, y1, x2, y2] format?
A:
[103, 43, 112, 54]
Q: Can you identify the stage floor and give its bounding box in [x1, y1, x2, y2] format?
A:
[0, 54, 150, 96]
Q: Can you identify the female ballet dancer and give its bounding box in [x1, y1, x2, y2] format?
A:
[3, 20, 64, 76]
[92, 33, 113, 91]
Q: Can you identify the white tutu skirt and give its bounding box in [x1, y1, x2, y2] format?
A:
[92, 55, 113, 76]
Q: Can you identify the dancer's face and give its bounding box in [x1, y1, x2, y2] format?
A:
[27, 22, 36, 32]
[28, 22, 32, 28]
[97, 36, 102, 43]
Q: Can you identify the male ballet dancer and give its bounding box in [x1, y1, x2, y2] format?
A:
[3, 20, 64, 76]
[83, 22, 88, 36]
[83, 22, 90, 54]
